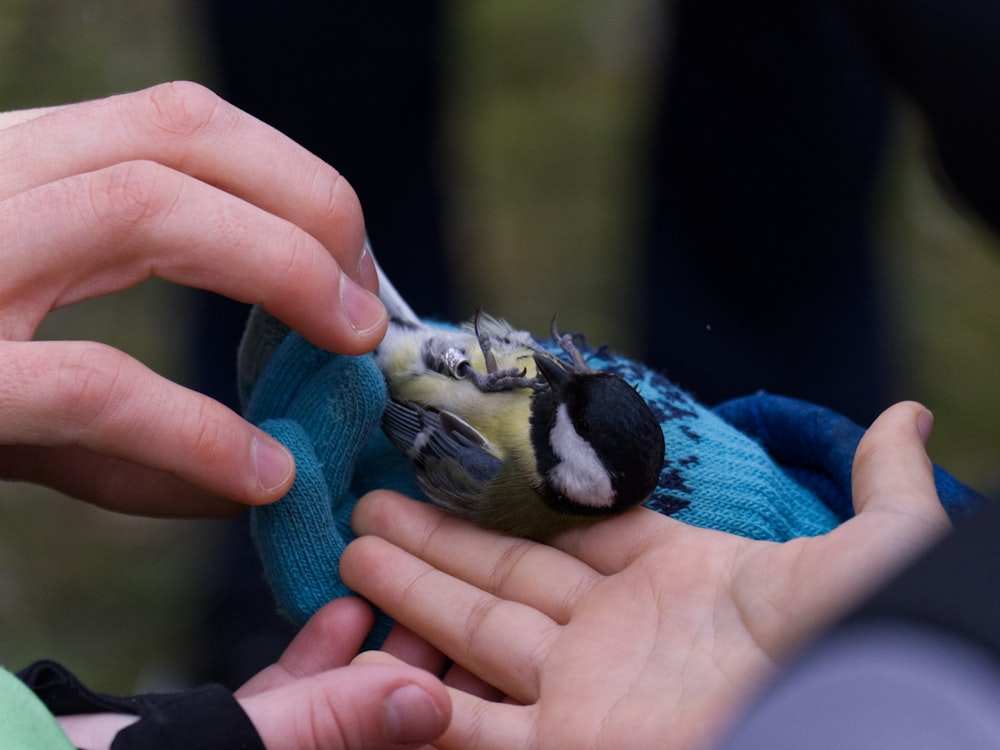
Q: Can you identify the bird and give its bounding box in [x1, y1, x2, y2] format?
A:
[370, 247, 665, 541]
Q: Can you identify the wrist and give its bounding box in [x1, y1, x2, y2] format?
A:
[58, 713, 139, 750]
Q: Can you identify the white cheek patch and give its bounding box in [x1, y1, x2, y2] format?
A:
[548, 404, 615, 508]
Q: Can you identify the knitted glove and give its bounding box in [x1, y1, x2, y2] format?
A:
[712, 392, 984, 525]
[585, 348, 984, 535]
[238, 310, 985, 638]
[238, 307, 419, 644]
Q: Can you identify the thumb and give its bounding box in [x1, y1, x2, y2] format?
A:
[239, 663, 450, 750]
[852, 401, 950, 532]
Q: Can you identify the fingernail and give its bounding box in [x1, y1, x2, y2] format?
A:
[917, 408, 934, 445]
[354, 238, 379, 292]
[340, 272, 386, 334]
[383, 684, 445, 747]
[252, 435, 295, 493]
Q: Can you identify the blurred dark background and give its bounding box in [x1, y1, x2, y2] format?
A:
[1, 0, 999, 692]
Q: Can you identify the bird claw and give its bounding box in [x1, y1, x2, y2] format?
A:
[459, 363, 537, 392]
[550, 315, 590, 372]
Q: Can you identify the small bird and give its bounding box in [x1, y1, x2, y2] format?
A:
[371, 251, 665, 540]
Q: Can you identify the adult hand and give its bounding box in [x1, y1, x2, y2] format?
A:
[59, 597, 451, 750]
[0, 82, 388, 516]
[342, 401, 952, 749]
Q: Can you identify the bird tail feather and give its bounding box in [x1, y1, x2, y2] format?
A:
[367, 236, 420, 324]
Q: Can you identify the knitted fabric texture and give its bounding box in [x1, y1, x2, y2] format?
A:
[583, 345, 983, 534]
[238, 309, 985, 639]
[240, 310, 419, 644]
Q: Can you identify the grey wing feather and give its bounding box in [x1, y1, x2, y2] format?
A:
[382, 398, 503, 514]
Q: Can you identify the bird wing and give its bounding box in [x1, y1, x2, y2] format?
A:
[382, 397, 504, 515]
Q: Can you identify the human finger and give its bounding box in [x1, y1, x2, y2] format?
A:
[852, 401, 950, 532]
[0, 103, 68, 129]
[442, 663, 507, 701]
[550, 504, 697, 576]
[239, 664, 450, 750]
[353, 652, 523, 747]
[341, 534, 555, 704]
[237, 598, 374, 697]
[380, 622, 452, 676]
[0, 340, 295, 508]
[352, 491, 599, 623]
[0, 444, 245, 516]
[0, 161, 385, 352]
[0, 82, 376, 292]
[432, 689, 531, 750]
[373, 628, 507, 701]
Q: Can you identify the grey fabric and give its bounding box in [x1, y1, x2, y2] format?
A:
[720, 622, 1000, 749]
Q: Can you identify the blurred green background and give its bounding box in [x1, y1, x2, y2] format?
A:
[1, 0, 999, 692]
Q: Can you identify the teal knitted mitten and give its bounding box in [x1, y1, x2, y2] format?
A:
[238, 308, 419, 642]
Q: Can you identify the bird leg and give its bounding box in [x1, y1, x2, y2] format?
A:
[455, 308, 541, 392]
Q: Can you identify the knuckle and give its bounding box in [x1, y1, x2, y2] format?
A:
[240, 222, 310, 304]
[263, 219, 311, 277]
[139, 80, 230, 139]
[52, 342, 131, 437]
[256, 219, 336, 300]
[311, 692, 354, 749]
[84, 160, 181, 236]
[330, 175, 365, 248]
[311, 166, 363, 234]
[177, 396, 232, 467]
[305, 166, 366, 267]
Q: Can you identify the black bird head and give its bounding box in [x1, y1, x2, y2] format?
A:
[529, 353, 665, 516]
